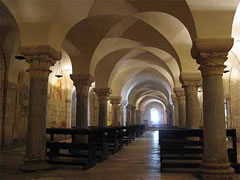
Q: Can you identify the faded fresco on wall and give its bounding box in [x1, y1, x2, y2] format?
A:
[47, 78, 71, 128]
[4, 71, 29, 146]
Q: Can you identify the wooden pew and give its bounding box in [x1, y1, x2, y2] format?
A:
[46, 128, 96, 169]
[105, 126, 123, 154]
[88, 126, 108, 162]
[159, 129, 240, 173]
[122, 125, 145, 145]
[122, 126, 131, 146]
[227, 129, 240, 173]
[136, 124, 145, 137]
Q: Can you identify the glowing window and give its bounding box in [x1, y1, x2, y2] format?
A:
[151, 108, 160, 124]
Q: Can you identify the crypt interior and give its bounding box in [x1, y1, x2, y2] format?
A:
[1, 0, 240, 180]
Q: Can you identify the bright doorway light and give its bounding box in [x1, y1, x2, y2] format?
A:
[151, 108, 160, 124]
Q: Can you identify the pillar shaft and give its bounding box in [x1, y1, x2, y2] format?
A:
[182, 78, 201, 129]
[136, 110, 141, 124]
[126, 104, 132, 125]
[193, 38, 234, 179]
[174, 88, 186, 128]
[131, 105, 136, 125]
[166, 106, 172, 127]
[110, 96, 121, 126]
[21, 48, 60, 171]
[172, 95, 179, 127]
[95, 88, 111, 127]
[70, 74, 93, 129]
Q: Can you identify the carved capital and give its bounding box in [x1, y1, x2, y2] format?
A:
[26, 55, 54, 79]
[171, 94, 178, 104]
[182, 80, 201, 88]
[192, 38, 233, 76]
[131, 106, 136, 111]
[180, 73, 202, 88]
[21, 45, 62, 79]
[109, 96, 122, 105]
[174, 88, 185, 97]
[126, 104, 133, 110]
[70, 74, 94, 88]
[94, 88, 111, 101]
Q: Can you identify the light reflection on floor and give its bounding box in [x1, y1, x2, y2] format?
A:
[152, 130, 159, 141]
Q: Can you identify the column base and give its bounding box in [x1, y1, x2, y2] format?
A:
[199, 162, 234, 180]
[20, 160, 50, 172]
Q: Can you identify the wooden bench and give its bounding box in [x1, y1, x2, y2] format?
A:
[136, 124, 145, 137]
[159, 129, 240, 173]
[105, 126, 123, 154]
[122, 125, 145, 145]
[46, 128, 96, 169]
[122, 126, 132, 146]
[88, 126, 108, 162]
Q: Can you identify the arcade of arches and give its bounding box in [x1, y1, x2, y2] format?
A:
[1, 0, 240, 179]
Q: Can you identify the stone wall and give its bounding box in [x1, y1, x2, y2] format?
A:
[0, 49, 4, 146]
[228, 68, 240, 140]
[89, 89, 98, 126]
[4, 81, 28, 146]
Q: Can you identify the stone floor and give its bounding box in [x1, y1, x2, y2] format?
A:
[0, 131, 240, 180]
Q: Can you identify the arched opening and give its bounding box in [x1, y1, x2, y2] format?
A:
[150, 108, 160, 125]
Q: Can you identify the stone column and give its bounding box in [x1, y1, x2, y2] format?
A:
[166, 105, 172, 127]
[94, 88, 111, 127]
[119, 105, 123, 126]
[121, 100, 127, 126]
[181, 75, 201, 129]
[131, 105, 136, 125]
[20, 46, 61, 171]
[193, 38, 234, 179]
[172, 94, 179, 127]
[174, 88, 186, 128]
[136, 110, 141, 124]
[110, 96, 121, 126]
[70, 74, 93, 129]
[126, 104, 132, 125]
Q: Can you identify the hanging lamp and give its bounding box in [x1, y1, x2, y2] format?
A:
[55, 61, 63, 78]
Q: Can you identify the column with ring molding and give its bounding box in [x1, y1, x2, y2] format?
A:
[126, 104, 132, 125]
[181, 74, 201, 129]
[94, 88, 111, 127]
[174, 88, 186, 128]
[110, 96, 121, 126]
[171, 94, 179, 127]
[131, 105, 136, 125]
[20, 46, 61, 171]
[193, 38, 234, 179]
[70, 74, 93, 129]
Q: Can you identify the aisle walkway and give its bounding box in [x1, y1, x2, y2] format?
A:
[1, 131, 239, 180]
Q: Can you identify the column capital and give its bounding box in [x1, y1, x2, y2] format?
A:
[180, 73, 202, 88]
[126, 104, 133, 110]
[21, 45, 62, 79]
[131, 105, 136, 110]
[192, 38, 233, 76]
[94, 88, 111, 101]
[174, 88, 185, 98]
[171, 94, 177, 102]
[70, 73, 94, 87]
[109, 96, 122, 105]
[26, 56, 54, 78]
